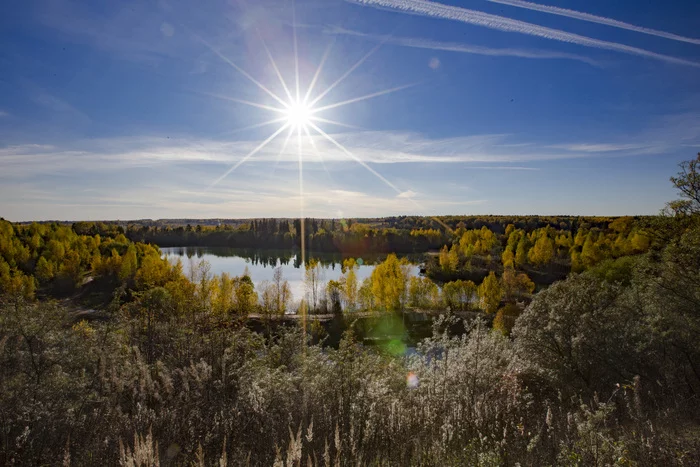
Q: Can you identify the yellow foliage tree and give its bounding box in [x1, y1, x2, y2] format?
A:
[478, 271, 503, 314]
[371, 254, 411, 311]
[528, 234, 555, 266]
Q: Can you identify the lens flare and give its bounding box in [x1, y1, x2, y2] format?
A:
[285, 100, 313, 129]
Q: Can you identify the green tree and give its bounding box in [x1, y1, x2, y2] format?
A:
[668, 152, 700, 215]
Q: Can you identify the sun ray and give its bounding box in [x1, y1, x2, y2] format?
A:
[303, 40, 335, 104]
[271, 125, 295, 177]
[308, 40, 386, 107]
[259, 35, 295, 103]
[308, 121, 402, 194]
[221, 117, 289, 136]
[292, 1, 301, 102]
[303, 124, 336, 185]
[309, 116, 363, 130]
[312, 83, 417, 113]
[308, 122, 447, 231]
[193, 33, 290, 109]
[296, 124, 306, 330]
[210, 123, 290, 187]
[197, 91, 287, 114]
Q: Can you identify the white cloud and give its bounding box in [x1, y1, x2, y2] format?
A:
[488, 0, 700, 46]
[326, 26, 601, 67]
[346, 0, 700, 68]
[1, 118, 695, 180]
[548, 143, 652, 153]
[0, 175, 482, 221]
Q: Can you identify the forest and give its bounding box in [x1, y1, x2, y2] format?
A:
[0, 154, 699, 465]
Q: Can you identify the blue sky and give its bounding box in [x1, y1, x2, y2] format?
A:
[1, 0, 699, 221]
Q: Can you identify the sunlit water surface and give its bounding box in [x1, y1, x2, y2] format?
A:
[161, 246, 421, 304]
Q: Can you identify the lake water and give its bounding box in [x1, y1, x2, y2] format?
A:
[161, 247, 422, 303]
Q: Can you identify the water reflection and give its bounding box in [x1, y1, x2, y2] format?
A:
[161, 246, 421, 302]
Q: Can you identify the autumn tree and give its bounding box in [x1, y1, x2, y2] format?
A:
[34, 256, 54, 283]
[212, 272, 235, 316]
[340, 258, 359, 312]
[442, 279, 477, 311]
[528, 232, 554, 266]
[371, 254, 412, 311]
[272, 266, 292, 315]
[515, 234, 529, 266]
[134, 286, 173, 362]
[501, 248, 515, 269]
[408, 276, 440, 309]
[358, 276, 374, 311]
[581, 232, 602, 268]
[493, 303, 522, 336]
[500, 268, 535, 302]
[478, 271, 503, 314]
[326, 279, 343, 314]
[233, 274, 257, 316]
[305, 259, 323, 312]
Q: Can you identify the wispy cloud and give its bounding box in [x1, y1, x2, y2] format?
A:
[326, 26, 601, 66]
[488, 0, 700, 46]
[0, 173, 481, 221]
[345, 0, 700, 68]
[0, 110, 9, 118]
[36, 0, 228, 69]
[2, 119, 694, 182]
[547, 143, 653, 153]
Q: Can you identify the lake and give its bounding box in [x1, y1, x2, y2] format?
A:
[161, 246, 422, 303]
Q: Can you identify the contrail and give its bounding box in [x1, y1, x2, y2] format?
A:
[488, 0, 700, 46]
[346, 0, 700, 68]
[326, 26, 601, 67]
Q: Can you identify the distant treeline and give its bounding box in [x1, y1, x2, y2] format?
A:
[120, 215, 652, 288]
[120, 215, 650, 254]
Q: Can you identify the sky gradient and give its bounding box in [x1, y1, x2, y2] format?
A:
[1, 0, 699, 221]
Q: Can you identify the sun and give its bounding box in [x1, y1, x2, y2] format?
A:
[197, 18, 416, 199]
[284, 100, 313, 129]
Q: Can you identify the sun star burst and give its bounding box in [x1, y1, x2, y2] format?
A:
[196, 20, 415, 194]
[284, 100, 313, 130]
